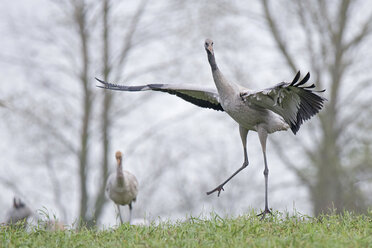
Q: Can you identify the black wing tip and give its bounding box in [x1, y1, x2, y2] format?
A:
[291, 126, 299, 135]
[94, 77, 127, 90]
[317, 89, 326, 93]
[95, 77, 109, 89]
[290, 71, 310, 86]
[294, 72, 310, 87]
[290, 71, 301, 86]
[287, 71, 327, 134]
[289, 92, 326, 134]
[95, 77, 105, 84]
[289, 71, 327, 96]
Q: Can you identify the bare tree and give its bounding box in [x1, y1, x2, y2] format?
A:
[71, 0, 93, 226]
[0, 0, 193, 226]
[89, 0, 149, 226]
[261, 0, 372, 215]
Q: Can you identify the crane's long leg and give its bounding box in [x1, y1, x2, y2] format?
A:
[256, 127, 272, 219]
[116, 204, 124, 224]
[207, 126, 249, 196]
[128, 203, 133, 224]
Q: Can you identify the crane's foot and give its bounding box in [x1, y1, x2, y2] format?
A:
[206, 185, 225, 197]
[206, 162, 249, 197]
[257, 208, 272, 220]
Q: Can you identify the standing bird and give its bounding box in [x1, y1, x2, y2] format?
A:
[106, 151, 138, 224]
[5, 197, 33, 228]
[96, 39, 325, 218]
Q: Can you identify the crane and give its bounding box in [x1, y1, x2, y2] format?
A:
[106, 151, 138, 224]
[5, 197, 33, 228]
[96, 39, 326, 218]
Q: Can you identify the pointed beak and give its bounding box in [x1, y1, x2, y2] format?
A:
[207, 45, 214, 55]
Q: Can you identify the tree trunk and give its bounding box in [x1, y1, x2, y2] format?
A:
[88, 0, 112, 227]
[74, 0, 92, 224]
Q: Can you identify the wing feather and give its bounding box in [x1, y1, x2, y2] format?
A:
[242, 71, 326, 134]
[96, 78, 224, 111]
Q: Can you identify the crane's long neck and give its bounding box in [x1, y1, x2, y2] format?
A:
[208, 51, 218, 71]
[207, 51, 238, 96]
[116, 159, 124, 186]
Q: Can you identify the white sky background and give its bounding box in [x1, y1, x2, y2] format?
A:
[0, 0, 371, 227]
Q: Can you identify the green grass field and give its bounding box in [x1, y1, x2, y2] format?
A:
[1, 211, 371, 247]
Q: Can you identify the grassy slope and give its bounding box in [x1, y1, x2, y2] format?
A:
[1, 212, 372, 247]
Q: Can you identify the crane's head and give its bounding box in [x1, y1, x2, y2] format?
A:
[204, 39, 214, 55]
[115, 151, 122, 164]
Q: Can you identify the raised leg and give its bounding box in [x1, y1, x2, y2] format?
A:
[256, 126, 272, 220]
[128, 203, 133, 224]
[116, 204, 123, 224]
[207, 126, 249, 196]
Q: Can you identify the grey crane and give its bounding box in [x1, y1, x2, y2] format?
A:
[5, 197, 33, 228]
[106, 151, 138, 224]
[96, 39, 325, 218]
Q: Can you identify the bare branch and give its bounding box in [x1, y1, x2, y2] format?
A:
[125, 109, 198, 156]
[343, 78, 372, 105]
[295, 1, 323, 86]
[270, 138, 313, 188]
[0, 100, 6, 108]
[316, 0, 335, 38]
[123, 57, 182, 81]
[9, 105, 77, 155]
[343, 13, 372, 51]
[114, 0, 148, 78]
[0, 176, 23, 196]
[262, 0, 297, 73]
[337, 100, 372, 137]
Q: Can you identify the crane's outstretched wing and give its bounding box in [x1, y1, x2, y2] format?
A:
[241, 71, 326, 134]
[96, 78, 224, 111]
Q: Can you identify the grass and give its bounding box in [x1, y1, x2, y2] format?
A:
[1, 211, 372, 247]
